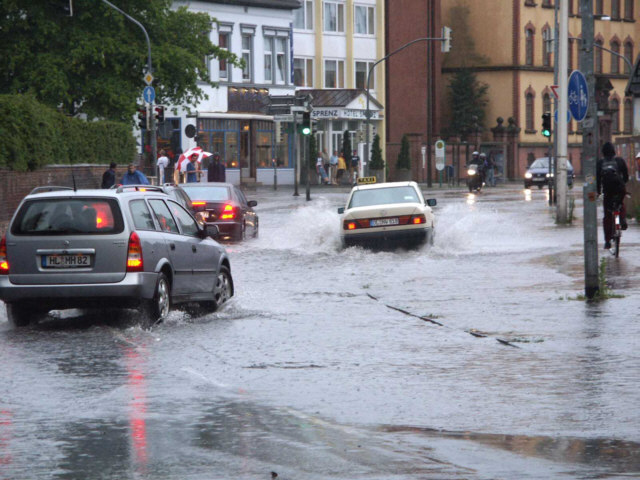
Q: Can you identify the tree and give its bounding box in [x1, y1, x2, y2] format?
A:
[396, 135, 411, 170]
[342, 130, 352, 167]
[0, 0, 241, 123]
[446, 69, 488, 138]
[369, 134, 384, 170]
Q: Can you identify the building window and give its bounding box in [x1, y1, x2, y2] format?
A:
[568, 0, 573, 15]
[526, 92, 535, 131]
[568, 38, 574, 70]
[294, 0, 314, 30]
[595, 39, 603, 74]
[611, 40, 620, 74]
[611, 98, 619, 133]
[624, 41, 633, 74]
[542, 27, 552, 67]
[354, 5, 375, 35]
[624, 0, 633, 19]
[543, 93, 551, 115]
[324, 1, 345, 33]
[324, 59, 345, 88]
[264, 38, 273, 83]
[219, 31, 230, 81]
[595, 0, 603, 15]
[611, 0, 620, 18]
[294, 57, 313, 87]
[624, 98, 633, 133]
[242, 34, 253, 82]
[525, 28, 534, 66]
[355, 61, 375, 90]
[542, 0, 552, 6]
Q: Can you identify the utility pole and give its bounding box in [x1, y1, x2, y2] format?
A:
[580, 0, 599, 298]
[556, 0, 569, 221]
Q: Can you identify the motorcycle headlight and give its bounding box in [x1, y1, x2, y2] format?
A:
[546, 173, 554, 178]
[524, 172, 532, 179]
[467, 168, 476, 175]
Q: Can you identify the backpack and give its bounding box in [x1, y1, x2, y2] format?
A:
[601, 157, 624, 195]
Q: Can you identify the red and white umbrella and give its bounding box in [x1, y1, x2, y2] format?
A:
[177, 147, 204, 172]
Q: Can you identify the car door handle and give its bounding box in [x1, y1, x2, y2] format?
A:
[192, 245, 197, 253]
[170, 243, 176, 250]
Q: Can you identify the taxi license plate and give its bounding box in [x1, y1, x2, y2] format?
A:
[42, 254, 92, 268]
[370, 218, 399, 227]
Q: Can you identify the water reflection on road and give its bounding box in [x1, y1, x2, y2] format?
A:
[1, 185, 639, 479]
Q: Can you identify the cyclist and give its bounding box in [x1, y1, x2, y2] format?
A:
[596, 142, 629, 250]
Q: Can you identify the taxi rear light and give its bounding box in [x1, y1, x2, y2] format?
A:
[221, 204, 235, 220]
[411, 214, 426, 225]
[0, 235, 9, 274]
[126, 232, 144, 272]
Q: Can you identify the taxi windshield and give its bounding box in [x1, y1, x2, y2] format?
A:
[349, 186, 420, 209]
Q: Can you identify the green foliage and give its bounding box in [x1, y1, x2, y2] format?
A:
[396, 135, 411, 170]
[0, 94, 135, 171]
[0, 1, 242, 123]
[446, 69, 489, 138]
[342, 130, 352, 166]
[369, 134, 384, 170]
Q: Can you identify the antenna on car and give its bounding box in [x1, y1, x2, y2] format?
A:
[71, 172, 77, 192]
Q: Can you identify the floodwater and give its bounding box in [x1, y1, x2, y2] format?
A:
[1, 184, 639, 479]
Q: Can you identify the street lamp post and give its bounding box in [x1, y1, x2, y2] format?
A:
[101, 0, 156, 167]
[364, 34, 449, 178]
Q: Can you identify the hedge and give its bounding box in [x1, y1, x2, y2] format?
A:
[0, 95, 136, 171]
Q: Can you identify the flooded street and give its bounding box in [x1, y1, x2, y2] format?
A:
[1, 184, 639, 479]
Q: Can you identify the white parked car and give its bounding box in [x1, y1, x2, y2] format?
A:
[337, 181, 436, 249]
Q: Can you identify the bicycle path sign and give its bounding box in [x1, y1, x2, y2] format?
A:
[568, 70, 588, 122]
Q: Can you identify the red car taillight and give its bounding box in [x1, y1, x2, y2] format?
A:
[221, 204, 235, 220]
[126, 232, 144, 272]
[0, 234, 9, 274]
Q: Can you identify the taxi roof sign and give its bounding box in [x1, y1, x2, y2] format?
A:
[357, 176, 377, 185]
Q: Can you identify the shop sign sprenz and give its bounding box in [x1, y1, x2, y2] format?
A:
[311, 108, 379, 120]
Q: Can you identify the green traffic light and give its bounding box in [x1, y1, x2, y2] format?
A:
[301, 126, 311, 135]
[542, 129, 551, 137]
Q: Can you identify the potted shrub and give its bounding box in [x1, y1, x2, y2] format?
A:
[395, 134, 412, 181]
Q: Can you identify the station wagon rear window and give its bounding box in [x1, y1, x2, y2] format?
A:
[180, 185, 230, 201]
[12, 198, 124, 235]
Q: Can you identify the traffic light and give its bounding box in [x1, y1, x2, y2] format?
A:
[137, 106, 148, 130]
[154, 105, 164, 123]
[541, 112, 552, 137]
[300, 112, 311, 135]
[441, 26, 452, 53]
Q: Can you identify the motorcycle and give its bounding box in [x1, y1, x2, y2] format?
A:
[466, 163, 484, 193]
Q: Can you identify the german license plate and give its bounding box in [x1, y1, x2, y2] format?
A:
[42, 254, 91, 268]
[370, 218, 399, 227]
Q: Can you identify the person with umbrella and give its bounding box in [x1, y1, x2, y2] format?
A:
[185, 153, 201, 183]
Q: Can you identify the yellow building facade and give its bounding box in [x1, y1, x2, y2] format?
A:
[441, 0, 637, 177]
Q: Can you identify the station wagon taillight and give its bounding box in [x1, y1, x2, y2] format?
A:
[0, 235, 8, 274]
[126, 232, 144, 272]
[221, 204, 235, 220]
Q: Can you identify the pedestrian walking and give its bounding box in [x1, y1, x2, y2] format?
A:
[322, 149, 330, 179]
[330, 150, 339, 185]
[337, 153, 347, 185]
[120, 163, 150, 185]
[156, 149, 170, 185]
[484, 154, 496, 187]
[350, 150, 360, 185]
[101, 162, 117, 189]
[316, 154, 329, 185]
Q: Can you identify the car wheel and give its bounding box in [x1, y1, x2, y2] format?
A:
[211, 265, 233, 311]
[6, 303, 32, 327]
[143, 273, 171, 325]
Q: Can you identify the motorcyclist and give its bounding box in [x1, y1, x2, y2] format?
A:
[467, 151, 483, 192]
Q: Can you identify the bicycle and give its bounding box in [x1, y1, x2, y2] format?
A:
[609, 204, 622, 258]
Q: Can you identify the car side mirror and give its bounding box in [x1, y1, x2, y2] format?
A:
[195, 211, 207, 225]
[337, 207, 345, 214]
[248, 200, 257, 207]
[425, 198, 437, 207]
[205, 224, 220, 238]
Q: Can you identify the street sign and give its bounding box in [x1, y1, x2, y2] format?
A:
[435, 140, 445, 171]
[273, 114, 294, 122]
[550, 84, 560, 99]
[144, 73, 154, 85]
[568, 70, 588, 122]
[143, 85, 155, 104]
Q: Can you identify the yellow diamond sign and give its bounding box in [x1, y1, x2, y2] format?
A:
[144, 73, 154, 85]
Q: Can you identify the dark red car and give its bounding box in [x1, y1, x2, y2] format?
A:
[180, 182, 259, 241]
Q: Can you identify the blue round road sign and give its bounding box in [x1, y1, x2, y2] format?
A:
[143, 85, 155, 104]
[568, 70, 588, 122]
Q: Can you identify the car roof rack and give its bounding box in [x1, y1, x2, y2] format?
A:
[30, 186, 74, 195]
[115, 185, 164, 193]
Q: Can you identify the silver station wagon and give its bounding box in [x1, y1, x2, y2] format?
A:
[0, 185, 233, 327]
